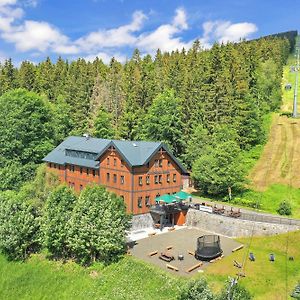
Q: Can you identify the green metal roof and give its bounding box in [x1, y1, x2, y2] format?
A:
[155, 194, 178, 204]
[174, 190, 192, 200]
[43, 136, 188, 173]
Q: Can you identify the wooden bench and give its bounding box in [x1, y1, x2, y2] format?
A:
[166, 264, 179, 272]
[186, 262, 203, 273]
[148, 251, 158, 257]
[232, 245, 244, 252]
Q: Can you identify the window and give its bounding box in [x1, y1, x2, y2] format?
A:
[114, 158, 117, 166]
[86, 168, 89, 176]
[159, 175, 162, 183]
[173, 174, 177, 182]
[168, 160, 171, 167]
[93, 169, 96, 177]
[154, 159, 159, 167]
[113, 174, 117, 183]
[58, 165, 61, 170]
[80, 167, 83, 174]
[65, 149, 97, 160]
[106, 173, 110, 182]
[49, 163, 52, 168]
[159, 159, 163, 167]
[53, 164, 56, 169]
[120, 175, 124, 184]
[107, 157, 110, 165]
[156, 193, 160, 198]
[146, 175, 150, 185]
[121, 160, 124, 167]
[154, 175, 159, 184]
[70, 165, 75, 172]
[145, 196, 150, 207]
[80, 184, 83, 191]
[138, 197, 142, 208]
[167, 174, 170, 183]
[120, 195, 124, 200]
[139, 176, 143, 186]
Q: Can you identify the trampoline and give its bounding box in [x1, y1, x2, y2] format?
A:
[195, 235, 223, 261]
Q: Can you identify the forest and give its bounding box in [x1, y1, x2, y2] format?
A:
[0, 31, 296, 196]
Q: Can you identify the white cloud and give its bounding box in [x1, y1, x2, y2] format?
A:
[0, 2, 258, 63]
[0, 0, 17, 6]
[173, 7, 188, 30]
[76, 11, 147, 51]
[2, 20, 79, 53]
[84, 51, 127, 64]
[137, 8, 191, 54]
[200, 20, 257, 47]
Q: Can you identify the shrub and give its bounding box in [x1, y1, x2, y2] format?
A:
[0, 191, 41, 261]
[68, 185, 131, 265]
[218, 280, 252, 299]
[178, 278, 214, 300]
[277, 200, 292, 215]
[43, 186, 77, 258]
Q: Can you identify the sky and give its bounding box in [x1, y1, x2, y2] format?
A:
[0, 0, 299, 64]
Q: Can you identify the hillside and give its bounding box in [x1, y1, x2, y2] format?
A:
[249, 45, 300, 190]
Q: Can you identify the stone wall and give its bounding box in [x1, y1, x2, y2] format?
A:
[130, 213, 153, 231]
[186, 209, 300, 237]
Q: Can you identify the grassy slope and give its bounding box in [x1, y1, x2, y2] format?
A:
[205, 231, 300, 300]
[0, 254, 183, 300]
[249, 50, 300, 191]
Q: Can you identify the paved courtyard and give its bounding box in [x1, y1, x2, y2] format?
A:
[129, 227, 241, 276]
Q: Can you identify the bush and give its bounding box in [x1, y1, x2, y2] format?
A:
[68, 185, 131, 265]
[218, 280, 252, 299]
[232, 197, 261, 209]
[0, 191, 41, 261]
[43, 186, 77, 258]
[277, 200, 292, 215]
[178, 278, 214, 300]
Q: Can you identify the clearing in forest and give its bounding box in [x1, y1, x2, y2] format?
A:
[249, 51, 300, 190]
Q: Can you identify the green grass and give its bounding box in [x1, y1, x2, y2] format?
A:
[205, 231, 300, 300]
[0, 254, 184, 300]
[193, 184, 300, 218]
[236, 184, 300, 218]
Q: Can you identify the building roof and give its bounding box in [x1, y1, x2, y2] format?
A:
[43, 136, 188, 174]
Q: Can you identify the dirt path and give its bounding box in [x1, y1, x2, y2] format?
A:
[249, 53, 300, 190]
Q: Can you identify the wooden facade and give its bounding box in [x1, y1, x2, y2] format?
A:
[47, 145, 186, 215]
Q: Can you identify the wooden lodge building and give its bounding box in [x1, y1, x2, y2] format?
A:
[43, 136, 189, 215]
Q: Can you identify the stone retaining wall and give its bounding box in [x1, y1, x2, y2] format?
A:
[186, 209, 300, 237]
[130, 213, 153, 230]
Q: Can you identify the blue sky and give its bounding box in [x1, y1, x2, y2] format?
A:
[0, 0, 299, 64]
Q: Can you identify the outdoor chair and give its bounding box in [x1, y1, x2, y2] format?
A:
[249, 252, 255, 261]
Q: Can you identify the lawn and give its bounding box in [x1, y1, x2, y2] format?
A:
[0, 254, 184, 300]
[205, 230, 300, 300]
[193, 184, 300, 219]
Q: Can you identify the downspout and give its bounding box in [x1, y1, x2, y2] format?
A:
[131, 167, 134, 213]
